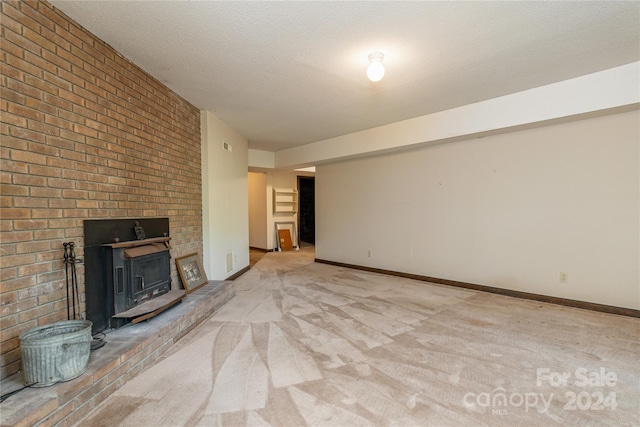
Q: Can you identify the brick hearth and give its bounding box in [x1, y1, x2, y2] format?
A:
[0, 280, 235, 427]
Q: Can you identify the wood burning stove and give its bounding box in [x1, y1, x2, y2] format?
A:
[84, 218, 185, 333]
[104, 238, 171, 316]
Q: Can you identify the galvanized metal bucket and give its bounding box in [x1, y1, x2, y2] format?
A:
[19, 320, 92, 387]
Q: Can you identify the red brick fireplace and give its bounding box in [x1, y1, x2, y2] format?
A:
[1, 1, 203, 380]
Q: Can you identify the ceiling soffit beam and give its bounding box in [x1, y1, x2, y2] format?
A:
[273, 62, 640, 170]
[248, 149, 275, 171]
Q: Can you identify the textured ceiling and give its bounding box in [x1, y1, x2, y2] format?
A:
[49, 1, 640, 152]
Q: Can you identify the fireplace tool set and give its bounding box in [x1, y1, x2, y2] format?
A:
[63, 242, 106, 350]
[63, 242, 80, 320]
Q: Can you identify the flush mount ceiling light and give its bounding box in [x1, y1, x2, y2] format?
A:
[366, 52, 385, 82]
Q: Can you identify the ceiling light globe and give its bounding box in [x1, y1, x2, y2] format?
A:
[366, 52, 385, 82]
[367, 61, 385, 82]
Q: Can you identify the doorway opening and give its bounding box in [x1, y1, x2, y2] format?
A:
[297, 176, 315, 245]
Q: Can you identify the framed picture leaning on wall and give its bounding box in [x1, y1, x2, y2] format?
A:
[175, 253, 208, 293]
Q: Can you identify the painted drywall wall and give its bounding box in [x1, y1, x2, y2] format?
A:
[201, 111, 250, 279]
[316, 110, 639, 309]
[248, 172, 268, 249]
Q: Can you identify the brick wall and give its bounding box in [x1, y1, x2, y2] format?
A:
[0, 1, 203, 379]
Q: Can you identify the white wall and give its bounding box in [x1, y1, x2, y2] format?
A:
[201, 111, 249, 279]
[316, 110, 639, 309]
[248, 172, 268, 249]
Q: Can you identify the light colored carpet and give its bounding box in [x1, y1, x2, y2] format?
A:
[78, 247, 639, 426]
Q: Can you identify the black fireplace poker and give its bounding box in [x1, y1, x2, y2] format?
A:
[63, 241, 81, 320]
[63, 242, 70, 319]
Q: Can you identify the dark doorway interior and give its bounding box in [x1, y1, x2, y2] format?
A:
[298, 176, 315, 244]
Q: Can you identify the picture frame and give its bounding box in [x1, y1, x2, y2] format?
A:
[175, 253, 208, 294]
